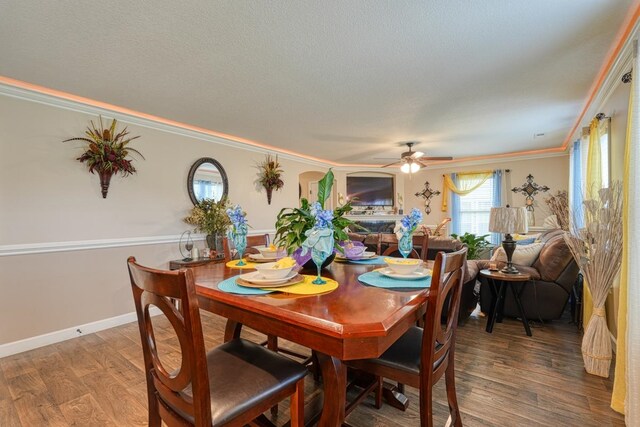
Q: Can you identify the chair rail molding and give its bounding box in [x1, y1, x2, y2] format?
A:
[0, 230, 276, 257]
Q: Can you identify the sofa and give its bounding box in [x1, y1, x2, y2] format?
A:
[475, 229, 579, 321]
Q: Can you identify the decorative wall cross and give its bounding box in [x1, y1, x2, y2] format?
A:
[415, 181, 441, 214]
[511, 174, 549, 212]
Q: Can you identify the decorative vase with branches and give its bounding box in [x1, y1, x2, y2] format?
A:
[63, 117, 143, 198]
[564, 182, 623, 377]
[544, 190, 570, 231]
[257, 154, 284, 204]
[183, 197, 231, 253]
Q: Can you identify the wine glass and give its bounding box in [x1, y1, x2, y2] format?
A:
[232, 230, 247, 266]
[311, 247, 329, 285]
[398, 232, 413, 259]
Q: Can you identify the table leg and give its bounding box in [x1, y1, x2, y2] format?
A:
[496, 281, 506, 323]
[486, 279, 506, 333]
[511, 282, 532, 337]
[316, 352, 347, 427]
[223, 320, 243, 342]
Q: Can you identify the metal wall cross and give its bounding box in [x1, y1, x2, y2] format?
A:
[511, 174, 549, 212]
[415, 181, 441, 214]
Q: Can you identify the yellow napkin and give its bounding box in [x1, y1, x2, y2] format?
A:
[263, 275, 338, 295]
[225, 259, 258, 269]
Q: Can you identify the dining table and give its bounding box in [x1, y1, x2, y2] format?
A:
[193, 259, 433, 427]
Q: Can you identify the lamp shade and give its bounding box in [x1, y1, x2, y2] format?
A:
[489, 207, 528, 234]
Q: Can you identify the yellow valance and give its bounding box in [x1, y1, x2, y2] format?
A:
[441, 171, 493, 212]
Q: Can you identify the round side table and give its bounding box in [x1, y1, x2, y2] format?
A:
[480, 269, 532, 337]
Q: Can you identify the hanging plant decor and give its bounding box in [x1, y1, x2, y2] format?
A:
[257, 154, 284, 204]
[64, 117, 144, 198]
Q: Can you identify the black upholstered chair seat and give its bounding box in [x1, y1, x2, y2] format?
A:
[178, 339, 308, 426]
[367, 326, 446, 377]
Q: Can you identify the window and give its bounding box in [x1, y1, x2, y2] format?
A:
[458, 178, 495, 236]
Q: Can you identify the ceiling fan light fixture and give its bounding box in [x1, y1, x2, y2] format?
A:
[401, 163, 411, 173]
[410, 162, 420, 173]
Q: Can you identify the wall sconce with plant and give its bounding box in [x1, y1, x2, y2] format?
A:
[63, 117, 144, 198]
[257, 154, 284, 204]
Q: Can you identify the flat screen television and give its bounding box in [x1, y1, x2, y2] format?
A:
[346, 176, 394, 206]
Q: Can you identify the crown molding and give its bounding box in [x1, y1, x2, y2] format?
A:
[0, 230, 275, 257]
[0, 80, 330, 169]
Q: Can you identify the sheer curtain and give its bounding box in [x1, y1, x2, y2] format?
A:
[441, 171, 493, 212]
[491, 170, 503, 245]
[570, 140, 584, 229]
[450, 174, 461, 235]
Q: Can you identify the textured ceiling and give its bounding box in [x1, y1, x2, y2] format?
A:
[0, 1, 633, 165]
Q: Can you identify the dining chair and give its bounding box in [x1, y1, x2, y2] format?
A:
[223, 233, 269, 259]
[127, 257, 306, 426]
[378, 233, 429, 261]
[347, 247, 468, 427]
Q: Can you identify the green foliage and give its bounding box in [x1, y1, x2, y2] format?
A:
[184, 197, 231, 235]
[450, 232, 491, 260]
[274, 169, 360, 254]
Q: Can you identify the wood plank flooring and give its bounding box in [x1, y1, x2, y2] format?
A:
[0, 310, 625, 426]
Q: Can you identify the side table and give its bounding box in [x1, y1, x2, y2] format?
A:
[480, 269, 532, 336]
[169, 256, 225, 270]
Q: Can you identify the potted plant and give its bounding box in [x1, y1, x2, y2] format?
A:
[257, 154, 284, 204]
[184, 197, 231, 253]
[64, 117, 144, 198]
[274, 169, 358, 267]
[450, 232, 492, 260]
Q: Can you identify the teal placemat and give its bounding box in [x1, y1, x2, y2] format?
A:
[358, 270, 431, 289]
[217, 276, 274, 295]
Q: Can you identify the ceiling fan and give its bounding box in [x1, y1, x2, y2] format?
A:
[379, 142, 453, 173]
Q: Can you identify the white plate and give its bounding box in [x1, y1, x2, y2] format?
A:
[247, 254, 278, 262]
[248, 253, 279, 262]
[239, 270, 298, 285]
[335, 251, 377, 260]
[377, 267, 432, 281]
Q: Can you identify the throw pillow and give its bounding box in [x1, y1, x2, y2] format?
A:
[491, 242, 544, 266]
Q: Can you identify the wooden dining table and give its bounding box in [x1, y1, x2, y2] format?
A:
[193, 260, 433, 426]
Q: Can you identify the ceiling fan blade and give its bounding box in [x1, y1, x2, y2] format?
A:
[381, 161, 400, 168]
[373, 157, 402, 160]
[422, 156, 453, 161]
[411, 151, 425, 159]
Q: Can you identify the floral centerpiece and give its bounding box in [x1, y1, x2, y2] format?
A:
[394, 208, 423, 258]
[301, 202, 335, 284]
[275, 169, 359, 267]
[226, 205, 249, 266]
[257, 154, 285, 205]
[183, 197, 231, 252]
[63, 117, 144, 198]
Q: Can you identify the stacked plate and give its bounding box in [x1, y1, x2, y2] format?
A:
[376, 267, 432, 281]
[236, 271, 304, 288]
[335, 251, 377, 261]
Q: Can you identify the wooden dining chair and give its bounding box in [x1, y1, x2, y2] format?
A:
[127, 257, 306, 427]
[378, 233, 429, 261]
[223, 233, 269, 259]
[347, 248, 468, 427]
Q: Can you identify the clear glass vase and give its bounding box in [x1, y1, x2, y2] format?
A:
[398, 232, 413, 259]
[311, 247, 329, 284]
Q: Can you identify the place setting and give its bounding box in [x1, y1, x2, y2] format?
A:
[358, 257, 432, 289]
[334, 241, 386, 265]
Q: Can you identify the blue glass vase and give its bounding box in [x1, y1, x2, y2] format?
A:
[311, 247, 330, 284]
[231, 229, 248, 266]
[398, 231, 413, 259]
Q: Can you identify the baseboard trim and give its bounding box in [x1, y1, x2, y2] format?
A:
[0, 307, 161, 358]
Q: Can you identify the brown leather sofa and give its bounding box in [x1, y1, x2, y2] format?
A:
[475, 229, 579, 321]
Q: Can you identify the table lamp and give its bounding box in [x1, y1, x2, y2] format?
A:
[489, 206, 528, 274]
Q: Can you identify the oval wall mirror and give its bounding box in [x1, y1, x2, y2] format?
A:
[187, 157, 229, 205]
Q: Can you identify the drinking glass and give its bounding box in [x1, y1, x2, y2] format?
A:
[398, 232, 413, 259]
[231, 230, 248, 266]
[311, 247, 329, 284]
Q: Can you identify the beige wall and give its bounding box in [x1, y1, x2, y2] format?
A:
[402, 155, 570, 229]
[0, 93, 326, 345]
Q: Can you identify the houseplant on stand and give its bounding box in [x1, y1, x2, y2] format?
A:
[274, 169, 358, 268]
[183, 197, 231, 254]
[63, 117, 144, 198]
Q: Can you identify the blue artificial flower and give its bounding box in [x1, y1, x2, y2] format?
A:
[315, 208, 334, 229]
[400, 208, 423, 233]
[226, 205, 248, 232]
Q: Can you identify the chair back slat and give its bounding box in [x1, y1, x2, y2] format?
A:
[127, 257, 212, 425]
[420, 248, 467, 380]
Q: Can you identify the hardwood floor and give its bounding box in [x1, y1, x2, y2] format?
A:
[0, 309, 624, 426]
